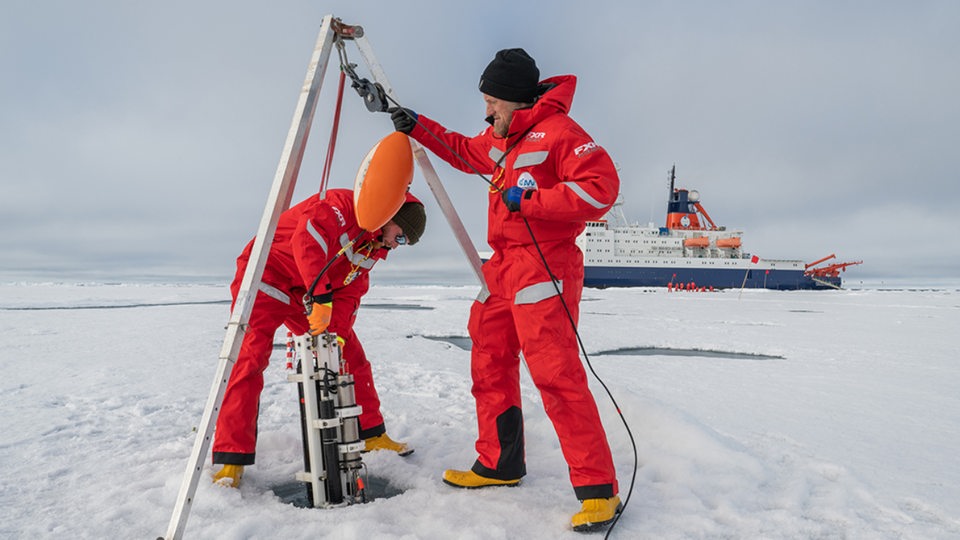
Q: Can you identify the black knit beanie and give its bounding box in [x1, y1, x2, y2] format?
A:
[478, 48, 540, 103]
[391, 201, 426, 245]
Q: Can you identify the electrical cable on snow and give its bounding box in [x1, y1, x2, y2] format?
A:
[383, 98, 638, 539]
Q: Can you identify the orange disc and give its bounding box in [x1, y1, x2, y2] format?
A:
[353, 132, 414, 231]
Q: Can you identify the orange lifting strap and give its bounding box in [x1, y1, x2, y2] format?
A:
[319, 69, 347, 195]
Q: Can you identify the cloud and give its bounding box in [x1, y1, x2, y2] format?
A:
[3, 1, 959, 282]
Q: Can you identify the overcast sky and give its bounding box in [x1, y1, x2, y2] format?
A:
[3, 1, 958, 284]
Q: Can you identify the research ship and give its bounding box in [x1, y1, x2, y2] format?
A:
[577, 166, 861, 290]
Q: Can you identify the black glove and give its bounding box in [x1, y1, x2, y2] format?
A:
[502, 186, 525, 212]
[388, 107, 418, 134]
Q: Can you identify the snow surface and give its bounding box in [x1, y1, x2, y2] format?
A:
[2, 281, 959, 539]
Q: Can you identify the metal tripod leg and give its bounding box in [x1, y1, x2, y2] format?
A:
[162, 14, 485, 540]
[161, 15, 339, 540]
[351, 27, 535, 378]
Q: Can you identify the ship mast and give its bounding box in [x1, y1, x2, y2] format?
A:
[668, 164, 676, 202]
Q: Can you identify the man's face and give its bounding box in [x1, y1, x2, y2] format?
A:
[379, 220, 406, 249]
[483, 94, 523, 138]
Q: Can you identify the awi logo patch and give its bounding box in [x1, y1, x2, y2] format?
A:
[517, 172, 538, 190]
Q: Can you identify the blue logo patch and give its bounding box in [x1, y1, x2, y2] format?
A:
[517, 172, 538, 190]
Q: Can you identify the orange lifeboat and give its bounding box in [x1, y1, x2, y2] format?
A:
[716, 237, 742, 249]
[683, 237, 710, 248]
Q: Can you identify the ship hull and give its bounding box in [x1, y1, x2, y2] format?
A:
[583, 264, 840, 290]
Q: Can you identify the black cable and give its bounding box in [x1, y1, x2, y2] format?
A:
[380, 93, 638, 537]
[520, 218, 637, 539]
[321, 367, 339, 395]
[306, 231, 366, 299]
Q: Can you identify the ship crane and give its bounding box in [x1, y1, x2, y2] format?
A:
[691, 200, 718, 230]
[804, 253, 864, 278]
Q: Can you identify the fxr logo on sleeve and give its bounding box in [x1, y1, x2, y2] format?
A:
[573, 141, 600, 158]
[331, 206, 347, 227]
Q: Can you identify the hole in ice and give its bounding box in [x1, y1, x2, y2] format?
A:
[595, 347, 782, 360]
[417, 336, 781, 360]
[419, 335, 472, 351]
[1, 300, 229, 311]
[272, 475, 405, 508]
[363, 303, 434, 310]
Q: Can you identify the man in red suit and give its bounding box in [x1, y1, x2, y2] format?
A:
[212, 188, 427, 488]
[388, 48, 621, 531]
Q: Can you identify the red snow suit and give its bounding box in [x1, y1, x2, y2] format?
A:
[213, 189, 402, 465]
[408, 75, 620, 499]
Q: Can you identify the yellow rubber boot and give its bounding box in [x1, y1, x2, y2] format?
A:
[571, 495, 622, 532]
[212, 464, 244, 488]
[442, 469, 521, 489]
[363, 433, 413, 456]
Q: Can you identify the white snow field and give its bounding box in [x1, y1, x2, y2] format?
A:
[1, 281, 958, 539]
